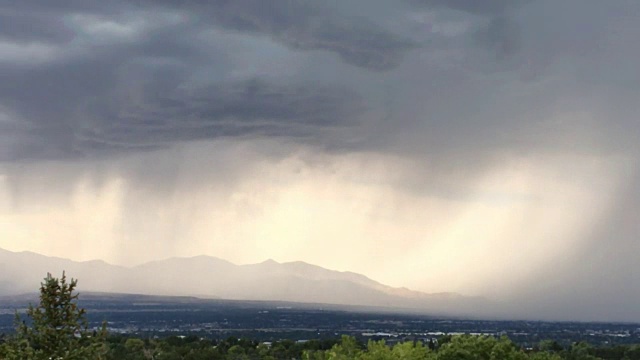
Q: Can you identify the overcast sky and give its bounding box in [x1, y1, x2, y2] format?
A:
[1, 0, 639, 321]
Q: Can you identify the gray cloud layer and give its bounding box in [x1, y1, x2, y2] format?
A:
[412, 0, 531, 15]
[4, 0, 637, 161]
[0, 0, 415, 161]
[148, 0, 417, 71]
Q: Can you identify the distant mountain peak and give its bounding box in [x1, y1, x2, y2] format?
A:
[260, 258, 280, 265]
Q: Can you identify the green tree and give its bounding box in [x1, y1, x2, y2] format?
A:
[1, 272, 107, 360]
[567, 342, 599, 360]
[437, 335, 495, 360]
[624, 345, 640, 360]
[226, 344, 249, 360]
[327, 336, 362, 360]
[360, 339, 393, 360]
[391, 341, 433, 360]
[489, 336, 527, 360]
[529, 352, 564, 360]
[538, 340, 564, 353]
[123, 338, 148, 360]
[437, 335, 526, 360]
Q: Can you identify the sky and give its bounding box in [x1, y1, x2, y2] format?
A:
[1, 0, 639, 321]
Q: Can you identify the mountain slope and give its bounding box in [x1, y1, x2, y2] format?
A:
[0, 248, 489, 316]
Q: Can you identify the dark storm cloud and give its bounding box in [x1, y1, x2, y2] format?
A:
[409, 0, 531, 15]
[408, 0, 530, 65]
[2, 0, 415, 71]
[0, 0, 414, 161]
[474, 16, 521, 59]
[0, 13, 74, 43]
[139, 0, 416, 71]
[0, 61, 360, 161]
[1, 0, 638, 167]
[74, 78, 361, 154]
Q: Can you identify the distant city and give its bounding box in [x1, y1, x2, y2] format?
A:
[2, 294, 638, 349]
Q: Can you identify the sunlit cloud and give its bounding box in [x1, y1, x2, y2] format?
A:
[0, 140, 631, 303]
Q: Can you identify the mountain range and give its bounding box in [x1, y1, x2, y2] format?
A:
[0, 247, 492, 317]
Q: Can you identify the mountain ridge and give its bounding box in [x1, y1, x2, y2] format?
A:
[0, 247, 490, 317]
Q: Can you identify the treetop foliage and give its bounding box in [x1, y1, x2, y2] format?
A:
[0, 272, 107, 360]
